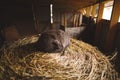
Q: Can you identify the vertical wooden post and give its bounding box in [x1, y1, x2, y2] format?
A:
[91, 4, 98, 17]
[73, 13, 76, 26]
[89, 6, 93, 16]
[95, 2, 104, 45]
[79, 13, 83, 26]
[85, 6, 93, 16]
[32, 0, 39, 33]
[64, 13, 67, 27]
[105, 0, 120, 51]
[61, 13, 66, 27]
[61, 13, 64, 26]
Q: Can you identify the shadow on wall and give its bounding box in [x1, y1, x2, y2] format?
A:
[64, 15, 96, 46]
[4, 24, 21, 41]
[113, 23, 120, 73]
[78, 16, 96, 45]
[65, 26, 86, 39]
[0, 23, 5, 48]
[0, 2, 36, 41]
[3, 23, 37, 41]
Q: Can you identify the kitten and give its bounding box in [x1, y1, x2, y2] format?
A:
[37, 29, 70, 53]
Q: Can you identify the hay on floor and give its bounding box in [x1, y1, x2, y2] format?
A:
[0, 35, 119, 80]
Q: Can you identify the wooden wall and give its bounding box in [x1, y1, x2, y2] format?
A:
[112, 23, 120, 73]
[0, 0, 35, 41]
[94, 19, 120, 51]
[114, 23, 120, 50]
[95, 20, 120, 53]
[32, 0, 51, 33]
[0, 0, 97, 42]
[0, 0, 120, 53]
[95, 0, 120, 53]
[0, 0, 52, 41]
[52, 8, 61, 29]
[105, 0, 120, 52]
[95, 19, 110, 51]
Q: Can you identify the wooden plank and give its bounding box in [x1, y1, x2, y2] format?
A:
[64, 13, 67, 27]
[95, 2, 104, 45]
[61, 12, 67, 27]
[53, 1, 96, 11]
[79, 13, 83, 26]
[86, 7, 91, 16]
[91, 4, 98, 17]
[32, 0, 51, 33]
[61, 13, 64, 25]
[105, 0, 120, 51]
[88, 6, 93, 16]
[73, 14, 77, 26]
[96, 3, 104, 24]
[61, 13, 65, 26]
[32, 0, 38, 33]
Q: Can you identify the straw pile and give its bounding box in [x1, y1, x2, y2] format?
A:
[0, 35, 119, 80]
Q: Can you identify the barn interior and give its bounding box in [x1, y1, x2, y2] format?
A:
[0, 0, 120, 79]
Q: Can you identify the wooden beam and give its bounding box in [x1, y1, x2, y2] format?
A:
[53, 0, 100, 12]
[95, 2, 104, 45]
[96, 3, 104, 23]
[105, 0, 120, 51]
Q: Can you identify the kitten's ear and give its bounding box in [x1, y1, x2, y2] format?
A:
[59, 25, 65, 31]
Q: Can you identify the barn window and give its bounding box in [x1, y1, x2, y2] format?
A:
[119, 16, 120, 22]
[50, 4, 53, 24]
[102, 1, 114, 20]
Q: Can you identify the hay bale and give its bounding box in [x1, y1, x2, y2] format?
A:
[0, 35, 119, 80]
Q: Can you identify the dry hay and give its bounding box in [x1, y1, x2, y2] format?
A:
[0, 35, 119, 80]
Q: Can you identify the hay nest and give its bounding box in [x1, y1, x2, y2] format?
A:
[0, 35, 119, 80]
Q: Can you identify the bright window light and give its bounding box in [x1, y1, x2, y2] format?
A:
[50, 4, 53, 24]
[118, 16, 120, 22]
[102, 1, 113, 20]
